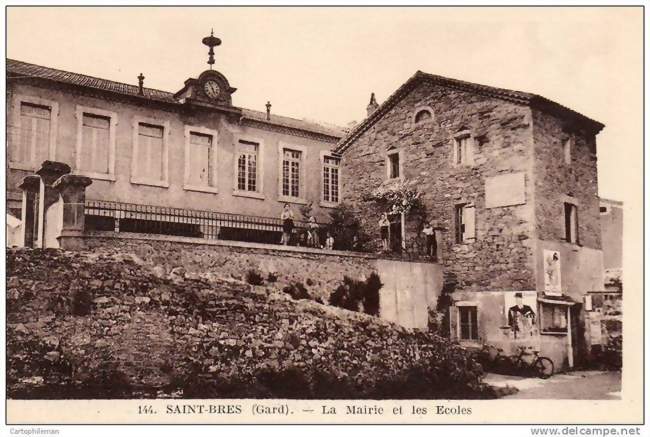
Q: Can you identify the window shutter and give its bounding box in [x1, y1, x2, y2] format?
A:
[463, 205, 476, 240]
[466, 137, 475, 165]
[449, 306, 459, 340]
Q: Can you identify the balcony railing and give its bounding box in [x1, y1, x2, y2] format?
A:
[85, 200, 317, 246]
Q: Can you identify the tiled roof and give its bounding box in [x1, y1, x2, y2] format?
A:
[7, 59, 345, 139]
[241, 108, 347, 139]
[7, 58, 177, 104]
[334, 70, 605, 154]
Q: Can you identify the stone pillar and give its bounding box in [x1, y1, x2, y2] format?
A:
[35, 161, 71, 248]
[18, 175, 41, 248]
[53, 174, 93, 250]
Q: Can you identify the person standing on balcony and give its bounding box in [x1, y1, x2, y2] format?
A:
[307, 215, 320, 248]
[379, 213, 390, 252]
[325, 231, 335, 250]
[423, 221, 437, 261]
[280, 204, 295, 245]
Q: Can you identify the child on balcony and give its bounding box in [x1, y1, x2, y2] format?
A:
[423, 221, 437, 261]
[280, 204, 294, 245]
[307, 215, 320, 248]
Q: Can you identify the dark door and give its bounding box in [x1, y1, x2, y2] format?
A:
[389, 215, 402, 253]
[570, 303, 584, 368]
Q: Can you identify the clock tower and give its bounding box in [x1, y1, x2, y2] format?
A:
[174, 30, 237, 107]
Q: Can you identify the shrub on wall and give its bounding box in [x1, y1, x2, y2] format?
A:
[245, 269, 264, 286]
[282, 282, 310, 301]
[329, 273, 383, 316]
[327, 203, 371, 252]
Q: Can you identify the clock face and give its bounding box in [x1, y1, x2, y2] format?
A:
[203, 80, 221, 99]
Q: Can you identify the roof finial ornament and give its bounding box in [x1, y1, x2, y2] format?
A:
[367, 92, 379, 116]
[202, 29, 222, 70]
[266, 101, 272, 120]
[137, 73, 145, 95]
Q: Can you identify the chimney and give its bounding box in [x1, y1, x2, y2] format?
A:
[265, 101, 272, 121]
[366, 92, 379, 117]
[137, 73, 145, 95]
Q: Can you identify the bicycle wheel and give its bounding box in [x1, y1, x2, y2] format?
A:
[534, 357, 554, 379]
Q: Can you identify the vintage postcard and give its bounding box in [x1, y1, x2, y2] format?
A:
[3, 4, 644, 429]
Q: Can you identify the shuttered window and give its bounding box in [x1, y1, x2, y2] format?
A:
[455, 203, 476, 243]
[187, 132, 214, 187]
[135, 123, 165, 182]
[237, 140, 258, 192]
[455, 134, 473, 165]
[564, 202, 579, 244]
[16, 102, 51, 166]
[79, 113, 111, 174]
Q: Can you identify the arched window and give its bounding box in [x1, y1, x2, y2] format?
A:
[414, 109, 433, 124]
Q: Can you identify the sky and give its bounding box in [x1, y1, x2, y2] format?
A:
[6, 6, 643, 201]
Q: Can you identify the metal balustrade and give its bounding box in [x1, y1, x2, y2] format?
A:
[84, 200, 316, 246]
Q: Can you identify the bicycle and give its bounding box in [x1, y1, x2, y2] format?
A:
[470, 344, 509, 373]
[507, 346, 555, 379]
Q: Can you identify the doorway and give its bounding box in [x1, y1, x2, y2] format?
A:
[389, 214, 402, 253]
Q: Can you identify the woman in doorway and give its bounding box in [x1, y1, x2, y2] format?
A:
[378, 213, 390, 252]
[280, 204, 294, 245]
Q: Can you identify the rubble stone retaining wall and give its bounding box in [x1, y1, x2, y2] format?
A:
[79, 232, 443, 329]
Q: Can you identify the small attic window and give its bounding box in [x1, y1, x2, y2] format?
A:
[413, 107, 434, 124]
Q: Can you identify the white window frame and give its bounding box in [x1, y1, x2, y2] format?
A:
[385, 148, 404, 180]
[455, 301, 480, 343]
[10, 94, 59, 171]
[453, 130, 475, 166]
[183, 125, 219, 194]
[131, 117, 171, 188]
[320, 151, 341, 207]
[233, 135, 265, 200]
[75, 105, 118, 181]
[278, 142, 307, 205]
[412, 105, 435, 125]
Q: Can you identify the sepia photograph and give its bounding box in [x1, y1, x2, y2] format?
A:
[3, 4, 643, 428]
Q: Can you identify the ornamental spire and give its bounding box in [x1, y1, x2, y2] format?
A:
[201, 29, 222, 70]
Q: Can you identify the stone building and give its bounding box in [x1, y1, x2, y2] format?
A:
[336, 71, 607, 369]
[7, 36, 613, 370]
[7, 35, 345, 249]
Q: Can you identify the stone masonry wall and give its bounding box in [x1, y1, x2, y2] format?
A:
[341, 80, 537, 291]
[81, 232, 377, 302]
[531, 109, 602, 250]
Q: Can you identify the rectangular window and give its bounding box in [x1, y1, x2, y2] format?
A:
[459, 306, 479, 340]
[17, 102, 51, 166]
[237, 140, 259, 192]
[323, 156, 340, 203]
[282, 149, 302, 198]
[135, 123, 165, 182]
[455, 135, 471, 165]
[564, 202, 579, 243]
[563, 137, 572, 164]
[79, 113, 111, 174]
[455, 203, 476, 243]
[388, 152, 400, 179]
[187, 132, 215, 187]
[541, 304, 568, 333]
